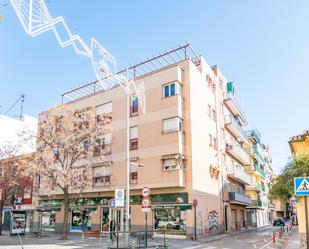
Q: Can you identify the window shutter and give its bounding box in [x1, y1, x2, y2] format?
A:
[163, 117, 178, 131]
[96, 102, 112, 114]
[93, 167, 112, 177]
[130, 126, 138, 139]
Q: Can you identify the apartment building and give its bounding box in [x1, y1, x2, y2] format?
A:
[244, 130, 273, 227]
[35, 44, 259, 237]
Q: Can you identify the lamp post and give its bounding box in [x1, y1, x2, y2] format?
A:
[125, 85, 130, 246]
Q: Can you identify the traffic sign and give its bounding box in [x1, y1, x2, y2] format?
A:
[141, 187, 150, 198]
[142, 208, 151, 212]
[115, 189, 125, 207]
[109, 199, 115, 209]
[295, 177, 309, 196]
[142, 197, 151, 208]
[193, 199, 198, 207]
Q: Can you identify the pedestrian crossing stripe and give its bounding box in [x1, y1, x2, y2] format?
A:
[295, 177, 309, 196]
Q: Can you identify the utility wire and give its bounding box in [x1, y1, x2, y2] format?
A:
[4, 94, 24, 115]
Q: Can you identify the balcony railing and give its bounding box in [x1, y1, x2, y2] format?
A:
[250, 200, 268, 208]
[246, 182, 263, 192]
[226, 164, 251, 185]
[224, 92, 247, 124]
[253, 144, 265, 164]
[228, 192, 251, 205]
[225, 115, 247, 142]
[254, 165, 267, 178]
[226, 142, 250, 165]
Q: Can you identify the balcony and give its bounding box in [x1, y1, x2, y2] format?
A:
[224, 92, 247, 125]
[246, 182, 263, 192]
[225, 115, 247, 142]
[228, 192, 251, 206]
[249, 200, 268, 208]
[253, 144, 265, 164]
[226, 164, 251, 185]
[226, 142, 250, 165]
[254, 165, 267, 178]
[161, 168, 185, 187]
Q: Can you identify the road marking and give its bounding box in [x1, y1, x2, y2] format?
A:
[183, 245, 217, 249]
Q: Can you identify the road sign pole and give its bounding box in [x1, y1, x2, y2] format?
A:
[194, 205, 197, 240]
[145, 211, 148, 247]
[305, 196, 309, 249]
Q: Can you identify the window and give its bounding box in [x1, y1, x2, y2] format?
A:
[96, 102, 112, 114]
[163, 159, 178, 170]
[212, 109, 217, 121]
[130, 126, 138, 150]
[213, 137, 217, 150]
[93, 166, 112, 187]
[208, 105, 212, 118]
[129, 172, 138, 184]
[209, 134, 213, 147]
[130, 96, 138, 116]
[94, 133, 112, 156]
[163, 117, 182, 133]
[96, 102, 112, 124]
[221, 128, 225, 139]
[163, 82, 180, 98]
[93, 175, 111, 187]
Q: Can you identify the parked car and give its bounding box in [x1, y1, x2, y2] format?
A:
[273, 217, 285, 226]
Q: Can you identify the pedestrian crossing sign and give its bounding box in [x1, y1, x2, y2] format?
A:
[294, 177, 309, 196]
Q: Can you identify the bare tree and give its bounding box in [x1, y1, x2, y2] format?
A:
[34, 105, 111, 239]
[0, 145, 33, 235]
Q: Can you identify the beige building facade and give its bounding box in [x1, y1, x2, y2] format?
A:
[36, 45, 272, 238]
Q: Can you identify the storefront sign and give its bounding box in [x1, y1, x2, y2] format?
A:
[141, 187, 150, 197]
[115, 189, 124, 207]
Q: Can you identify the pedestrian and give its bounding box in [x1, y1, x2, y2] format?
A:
[110, 219, 116, 241]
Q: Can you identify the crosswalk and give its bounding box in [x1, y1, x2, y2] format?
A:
[183, 245, 231, 249]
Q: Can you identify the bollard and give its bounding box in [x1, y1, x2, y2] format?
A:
[272, 231, 276, 243]
[156, 241, 159, 249]
[132, 239, 135, 249]
[107, 240, 111, 249]
[164, 238, 168, 249]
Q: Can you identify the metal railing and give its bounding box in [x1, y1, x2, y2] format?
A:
[224, 115, 247, 141]
[61, 43, 200, 103]
[87, 230, 169, 248]
[226, 164, 251, 184]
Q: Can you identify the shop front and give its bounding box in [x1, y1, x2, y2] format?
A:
[71, 208, 94, 231]
[152, 204, 191, 235]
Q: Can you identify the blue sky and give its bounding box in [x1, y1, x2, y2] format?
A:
[1, 0, 308, 173]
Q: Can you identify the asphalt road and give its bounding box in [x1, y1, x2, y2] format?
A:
[0, 225, 299, 249]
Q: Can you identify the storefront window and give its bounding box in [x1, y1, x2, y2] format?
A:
[154, 206, 186, 235]
[42, 211, 56, 231]
[71, 210, 91, 231]
[101, 207, 109, 231]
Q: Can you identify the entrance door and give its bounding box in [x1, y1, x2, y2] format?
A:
[231, 209, 237, 230]
[101, 207, 109, 231]
[110, 207, 127, 231]
[239, 210, 244, 228]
